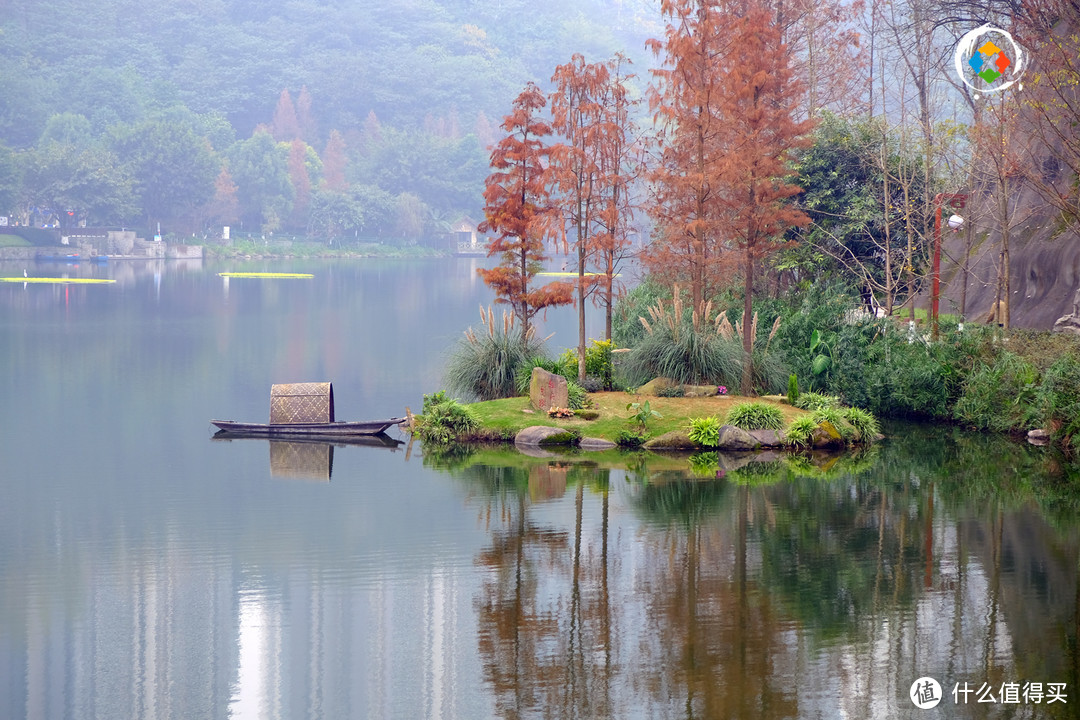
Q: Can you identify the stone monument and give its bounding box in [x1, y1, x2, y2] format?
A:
[529, 367, 569, 411]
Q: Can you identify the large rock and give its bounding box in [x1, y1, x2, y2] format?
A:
[643, 430, 698, 450]
[1053, 287, 1080, 335]
[579, 437, 617, 451]
[716, 424, 760, 450]
[810, 421, 845, 448]
[637, 377, 677, 396]
[530, 367, 569, 411]
[747, 429, 785, 447]
[515, 425, 573, 447]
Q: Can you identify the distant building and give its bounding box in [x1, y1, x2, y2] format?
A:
[452, 216, 487, 255]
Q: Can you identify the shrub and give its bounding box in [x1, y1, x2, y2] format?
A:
[794, 392, 840, 411]
[581, 375, 604, 393]
[548, 406, 574, 418]
[788, 373, 800, 405]
[725, 402, 785, 431]
[784, 415, 818, 447]
[576, 409, 600, 421]
[953, 352, 1040, 432]
[416, 391, 479, 444]
[1033, 354, 1080, 449]
[842, 406, 880, 441]
[687, 416, 721, 447]
[567, 380, 589, 410]
[627, 400, 662, 428]
[447, 307, 545, 401]
[615, 429, 647, 448]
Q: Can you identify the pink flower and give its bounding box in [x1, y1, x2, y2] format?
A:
[717, 385, 728, 395]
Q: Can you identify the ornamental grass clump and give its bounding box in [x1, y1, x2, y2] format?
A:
[687, 416, 721, 447]
[725, 401, 785, 431]
[448, 306, 546, 401]
[784, 415, 818, 448]
[842, 406, 880, 441]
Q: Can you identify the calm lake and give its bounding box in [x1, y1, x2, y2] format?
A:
[1, 256, 1078, 719]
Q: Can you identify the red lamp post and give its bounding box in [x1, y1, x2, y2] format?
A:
[931, 192, 967, 339]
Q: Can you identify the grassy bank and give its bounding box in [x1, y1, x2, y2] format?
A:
[460, 392, 808, 443]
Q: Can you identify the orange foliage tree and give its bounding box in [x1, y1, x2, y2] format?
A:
[321, 130, 347, 191]
[550, 54, 607, 382]
[550, 54, 641, 375]
[647, 0, 733, 312]
[715, 1, 813, 392]
[594, 55, 641, 343]
[649, 0, 811, 393]
[478, 83, 573, 340]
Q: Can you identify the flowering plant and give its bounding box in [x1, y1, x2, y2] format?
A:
[548, 406, 574, 418]
[717, 385, 728, 396]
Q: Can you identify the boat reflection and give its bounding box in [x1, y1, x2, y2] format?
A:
[211, 432, 404, 481]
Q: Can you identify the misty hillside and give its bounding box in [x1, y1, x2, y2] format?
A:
[0, 0, 659, 148]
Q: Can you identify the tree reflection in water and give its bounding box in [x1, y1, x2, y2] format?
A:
[436, 425, 1080, 719]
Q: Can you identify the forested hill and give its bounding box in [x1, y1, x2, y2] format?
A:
[0, 0, 658, 147]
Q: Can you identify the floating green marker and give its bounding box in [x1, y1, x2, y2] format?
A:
[218, 272, 314, 279]
[0, 277, 116, 284]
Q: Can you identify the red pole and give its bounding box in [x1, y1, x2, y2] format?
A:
[932, 194, 943, 339]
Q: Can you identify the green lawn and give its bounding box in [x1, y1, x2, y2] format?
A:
[0, 234, 30, 247]
[467, 391, 808, 442]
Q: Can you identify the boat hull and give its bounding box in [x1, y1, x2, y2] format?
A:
[211, 418, 405, 437]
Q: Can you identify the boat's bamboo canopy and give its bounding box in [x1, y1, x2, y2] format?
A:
[270, 382, 335, 424]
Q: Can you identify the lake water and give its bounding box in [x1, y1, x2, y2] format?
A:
[1, 257, 1078, 719]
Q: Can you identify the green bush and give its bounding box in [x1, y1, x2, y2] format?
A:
[612, 278, 669, 348]
[788, 373, 800, 405]
[725, 402, 785, 431]
[447, 312, 546, 401]
[794, 392, 840, 411]
[615, 429, 647, 448]
[416, 391, 479, 444]
[687, 416, 721, 447]
[1031, 354, 1080, 449]
[784, 415, 818, 447]
[567, 380, 588, 410]
[842, 406, 880, 441]
[953, 352, 1040, 432]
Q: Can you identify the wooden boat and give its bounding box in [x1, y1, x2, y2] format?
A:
[210, 418, 405, 437]
[210, 382, 404, 438]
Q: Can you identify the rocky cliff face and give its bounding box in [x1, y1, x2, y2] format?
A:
[939, 176, 1080, 332]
